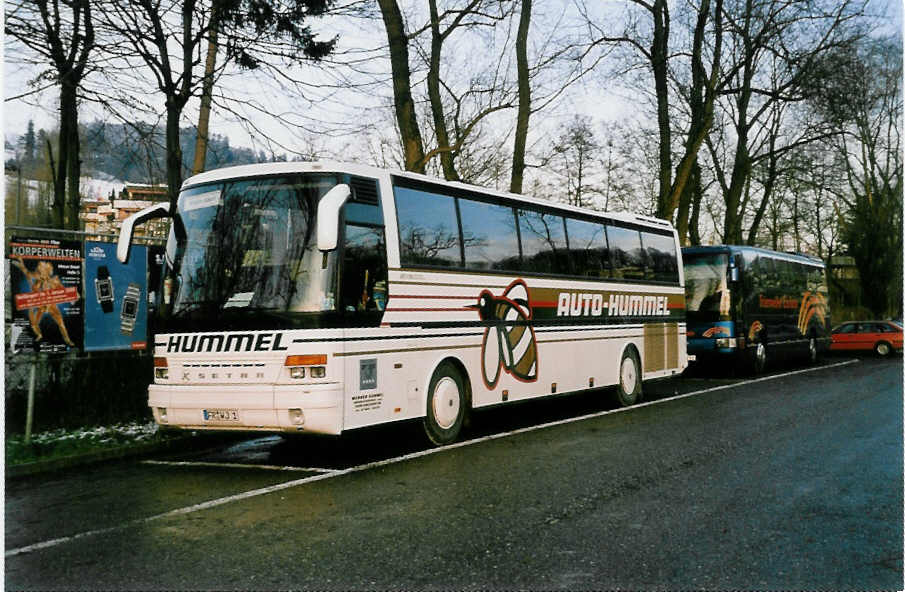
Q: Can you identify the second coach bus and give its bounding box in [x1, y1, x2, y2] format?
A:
[683, 245, 830, 373]
[118, 162, 687, 444]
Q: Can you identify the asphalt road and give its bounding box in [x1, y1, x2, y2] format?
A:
[5, 355, 903, 590]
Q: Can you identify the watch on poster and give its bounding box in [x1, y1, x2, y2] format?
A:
[120, 283, 141, 335]
[95, 265, 114, 313]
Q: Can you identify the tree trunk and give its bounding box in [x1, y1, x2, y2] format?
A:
[688, 162, 702, 245]
[47, 136, 64, 229]
[509, 0, 532, 194]
[192, 10, 219, 176]
[745, 156, 778, 246]
[59, 80, 82, 230]
[166, 102, 184, 212]
[378, 0, 426, 173]
[427, 0, 458, 181]
[668, 0, 721, 225]
[651, 0, 672, 219]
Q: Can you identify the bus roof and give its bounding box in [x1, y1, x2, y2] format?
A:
[682, 244, 825, 267]
[182, 160, 676, 233]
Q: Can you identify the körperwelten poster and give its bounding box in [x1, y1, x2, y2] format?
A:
[9, 237, 83, 354]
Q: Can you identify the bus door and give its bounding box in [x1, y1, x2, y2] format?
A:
[338, 202, 392, 429]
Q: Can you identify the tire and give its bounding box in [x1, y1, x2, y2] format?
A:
[808, 336, 818, 365]
[423, 362, 468, 446]
[874, 341, 892, 357]
[751, 341, 767, 374]
[615, 348, 642, 407]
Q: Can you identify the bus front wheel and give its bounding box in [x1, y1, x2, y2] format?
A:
[423, 362, 467, 446]
[751, 342, 767, 374]
[615, 348, 642, 407]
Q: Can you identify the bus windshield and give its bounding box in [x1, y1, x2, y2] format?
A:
[158, 174, 342, 330]
[684, 253, 730, 320]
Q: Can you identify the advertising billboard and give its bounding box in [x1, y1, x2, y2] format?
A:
[84, 241, 148, 351]
[9, 237, 83, 354]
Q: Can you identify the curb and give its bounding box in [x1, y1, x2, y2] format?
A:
[6, 432, 244, 479]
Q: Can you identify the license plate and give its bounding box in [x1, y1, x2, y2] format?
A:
[202, 408, 240, 423]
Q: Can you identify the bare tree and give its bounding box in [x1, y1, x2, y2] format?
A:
[551, 115, 599, 207]
[709, 0, 866, 244]
[6, 0, 95, 229]
[377, 0, 426, 173]
[95, 0, 337, 209]
[811, 37, 902, 315]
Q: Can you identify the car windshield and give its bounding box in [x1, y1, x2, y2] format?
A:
[156, 174, 342, 331]
[684, 253, 730, 321]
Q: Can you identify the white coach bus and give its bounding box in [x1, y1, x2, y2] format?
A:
[118, 162, 687, 445]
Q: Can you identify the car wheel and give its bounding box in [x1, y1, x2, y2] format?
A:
[423, 362, 467, 446]
[615, 347, 642, 407]
[875, 341, 892, 357]
[808, 336, 818, 364]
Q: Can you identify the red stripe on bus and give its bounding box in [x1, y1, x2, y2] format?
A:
[385, 307, 474, 312]
[530, 301, 557, 308]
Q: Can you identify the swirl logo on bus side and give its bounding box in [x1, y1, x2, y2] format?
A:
[468, 279, 538, 390]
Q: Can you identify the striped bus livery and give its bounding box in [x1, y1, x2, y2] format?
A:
[120, 162, 688, 445]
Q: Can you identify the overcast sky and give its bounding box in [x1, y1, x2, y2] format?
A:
[3, 0, 901, 160]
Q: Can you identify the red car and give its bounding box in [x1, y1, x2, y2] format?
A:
[830, 321, 903, 356]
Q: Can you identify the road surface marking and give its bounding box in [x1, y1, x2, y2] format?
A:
[6, 359, 857, 558]
[141, 460, 337, 473]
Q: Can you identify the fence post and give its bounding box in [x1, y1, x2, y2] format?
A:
[24, 356, 37, 444]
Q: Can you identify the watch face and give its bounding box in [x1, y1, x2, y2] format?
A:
[123, 300, 137, 317]
[98, 282, 113, 299]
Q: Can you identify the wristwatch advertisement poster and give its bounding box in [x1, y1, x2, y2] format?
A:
[84, 241, 148, 351]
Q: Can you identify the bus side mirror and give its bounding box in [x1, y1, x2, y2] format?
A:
[118, 203, 171, 263]
[317, 184, 351, 252]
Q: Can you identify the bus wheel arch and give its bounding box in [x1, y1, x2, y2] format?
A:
[422, 357, 471, 445]
[615, 344, 643, 407]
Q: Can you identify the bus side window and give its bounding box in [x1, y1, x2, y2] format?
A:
[565, 218, 609, 278]
[459, 198, 520, 271]
[518, 209, 568, 275]
[341, 224, 388, 320]
[606, 224, 645, 280]
[640, 230, 679, 283]
[395, 187, 461, 267]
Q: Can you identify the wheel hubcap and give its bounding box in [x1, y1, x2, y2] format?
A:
[621, 357, 637, 394]
[756, 343, 766, 365]
[809, 338, 816, 360]
[878, 343, 890, 356]
[432, 377, 461, 429]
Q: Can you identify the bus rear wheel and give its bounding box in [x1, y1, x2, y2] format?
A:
[615, 348, 642, 407]
[423, 362, 467, 446]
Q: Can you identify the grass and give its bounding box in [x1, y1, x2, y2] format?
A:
[5, 421, 180, 466]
